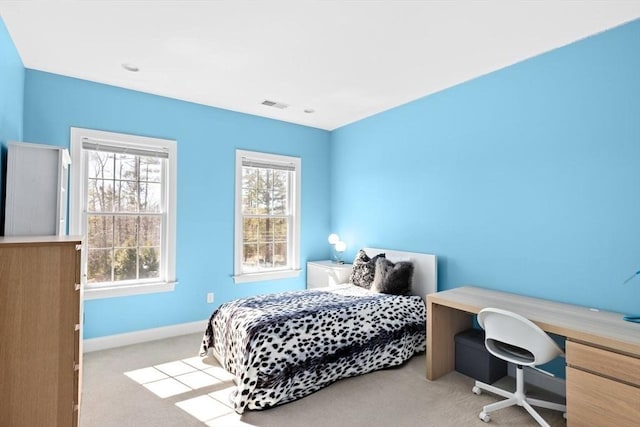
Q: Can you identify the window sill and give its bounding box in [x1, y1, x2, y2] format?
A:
[83, 281, 177, 300]
[233, 269, 301, 284]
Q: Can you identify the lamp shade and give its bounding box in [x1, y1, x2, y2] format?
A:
[334, 241, 346, 252]
[328, 233, 340, 245]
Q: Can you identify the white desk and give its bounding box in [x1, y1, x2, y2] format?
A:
[426, 286, 640, 427]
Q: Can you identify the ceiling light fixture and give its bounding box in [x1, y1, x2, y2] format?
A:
[122, 63, 140, 72]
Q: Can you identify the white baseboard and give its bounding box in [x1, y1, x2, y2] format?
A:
[507, 364, 566, 398]
[83, 319, 208, 353]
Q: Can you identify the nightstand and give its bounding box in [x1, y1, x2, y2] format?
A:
[306, 260, 353, 289]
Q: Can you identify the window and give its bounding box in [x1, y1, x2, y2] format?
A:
[234, 150, 301, 283]
[70, 128, 177, 299]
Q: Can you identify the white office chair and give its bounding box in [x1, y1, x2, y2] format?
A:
[471, 307, 566, 427]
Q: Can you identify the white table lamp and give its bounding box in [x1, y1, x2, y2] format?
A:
[328, 233, 346, 264]
[334, 240, 347, 264]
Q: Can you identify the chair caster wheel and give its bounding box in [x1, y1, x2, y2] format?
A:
[472, 386, 482, 395]
[479, 412, 490, 423]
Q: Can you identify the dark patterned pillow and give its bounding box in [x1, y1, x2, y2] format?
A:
[349, 249, 385, 289]
[371, 257, 414, 295]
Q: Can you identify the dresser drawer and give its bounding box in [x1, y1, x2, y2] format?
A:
[566, 366, 640, 427]
[566, 340, 640, 387]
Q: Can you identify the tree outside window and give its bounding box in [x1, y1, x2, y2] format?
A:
[234, 150, 300, 283]
[86, 151, 162, 284]
[241, 166, 290, 271]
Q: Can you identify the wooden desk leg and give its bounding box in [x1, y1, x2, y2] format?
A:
[427, 301, 473, 380]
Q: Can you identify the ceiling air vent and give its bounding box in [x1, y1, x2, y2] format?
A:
[261, 100, 289, 109]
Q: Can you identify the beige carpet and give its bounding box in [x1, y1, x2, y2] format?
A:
[80, 333, 566, 427]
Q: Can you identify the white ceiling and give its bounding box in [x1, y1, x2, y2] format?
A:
[1, 1, 639, 131]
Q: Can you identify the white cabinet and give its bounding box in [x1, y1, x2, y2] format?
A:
[4, 141, 71, 236]
[306, 260, 353, 289]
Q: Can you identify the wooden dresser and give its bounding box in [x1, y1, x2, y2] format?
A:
[0, 236, 82, 427]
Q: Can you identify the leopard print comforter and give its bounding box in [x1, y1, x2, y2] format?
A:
[200, 285, 426, 413]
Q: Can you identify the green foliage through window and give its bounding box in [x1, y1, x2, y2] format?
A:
[241, 165, 291, 272]
[86, 151, 162, 284]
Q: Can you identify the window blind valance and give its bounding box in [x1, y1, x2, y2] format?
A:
[242, 157, 296, 172]
[82, 137, 169, 159]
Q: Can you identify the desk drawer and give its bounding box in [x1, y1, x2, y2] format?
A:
[566, 366, 640, 427]
[566, 341, 640, 387]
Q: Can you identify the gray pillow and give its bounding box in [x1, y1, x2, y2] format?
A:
[371, 257, 414, 295]
[349, 249, 385, 289]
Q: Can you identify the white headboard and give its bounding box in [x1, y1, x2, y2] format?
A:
[363, 248, 438, 299]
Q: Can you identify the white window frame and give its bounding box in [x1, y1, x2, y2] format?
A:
[234, 149, 301, 283]
[70, 127, 177, 299]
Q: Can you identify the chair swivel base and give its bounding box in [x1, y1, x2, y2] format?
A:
[472, 368, 566, 427]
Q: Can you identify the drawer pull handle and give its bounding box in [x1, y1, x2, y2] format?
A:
[74, 284, 80, 291]
[75, 324, 80, 331]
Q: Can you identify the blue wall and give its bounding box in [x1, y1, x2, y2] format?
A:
[9, 17, 640, 340]
[22, 71, 331, 338]
[330, 19, 640, 315]
[0, 16, 24, 231]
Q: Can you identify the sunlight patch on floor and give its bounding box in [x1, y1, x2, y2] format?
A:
[205, 411, 257, 426]
[124, 366, 169, 384]
[124, 356, 258, 425]
[155, 360, 198, 376]
[204, 366, 236, 382]
[174, 385, 252, 425]
[124, 357, 230, 399]
[143, 377, 192, 398]
[175, 394, 231, 422]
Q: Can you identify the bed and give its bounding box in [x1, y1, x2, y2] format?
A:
[200, 248, 437, 413]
